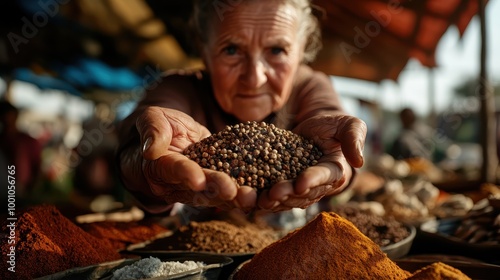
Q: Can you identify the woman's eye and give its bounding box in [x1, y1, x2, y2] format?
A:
[270, 47, 285, 55]
[223, 45, 238, 55]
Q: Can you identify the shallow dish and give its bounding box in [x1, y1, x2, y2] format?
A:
[412, 228, 500, 264]
[125, 250, 253, 280]
[380, 224, 417, 260]
[36, 252, 233, 280]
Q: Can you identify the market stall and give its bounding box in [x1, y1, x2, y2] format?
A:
[2, 0, 500, 279]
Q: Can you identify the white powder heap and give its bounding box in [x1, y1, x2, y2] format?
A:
[111, 257, 205, 280]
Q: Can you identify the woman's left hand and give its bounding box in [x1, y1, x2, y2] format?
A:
[258, 114, 367, 211]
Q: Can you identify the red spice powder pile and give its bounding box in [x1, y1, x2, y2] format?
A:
[79, 220, 169, 251]
[1, 205, 121, 280]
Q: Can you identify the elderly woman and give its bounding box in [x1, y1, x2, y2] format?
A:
[117, 0, 367, 214]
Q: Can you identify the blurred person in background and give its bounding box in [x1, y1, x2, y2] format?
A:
[389, 107, 446, 181]
[390, 107, 434, 161]
[0, 100, 42, 206]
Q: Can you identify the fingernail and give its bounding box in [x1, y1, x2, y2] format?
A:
[298, 188, 310, 195]
[143, 137, 152, 153]
[357, 140, 365, 160]
[280, 195, 289, 202]
[272, 201, 280, 208]
[357, 140, 364, 153]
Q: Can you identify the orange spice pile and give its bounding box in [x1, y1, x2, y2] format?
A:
[407, 262, 471, 280]
[235, 212, 410, 280]
[235, 212, 474, 280]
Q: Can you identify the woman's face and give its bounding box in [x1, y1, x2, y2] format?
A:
[203, 1, 305, 122]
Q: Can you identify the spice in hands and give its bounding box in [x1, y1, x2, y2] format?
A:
[183, 121, 322, 190]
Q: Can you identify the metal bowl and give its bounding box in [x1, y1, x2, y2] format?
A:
[37, 252, 233, 280]
[381, 224, 417, 259]
[125, 250, 252, 280]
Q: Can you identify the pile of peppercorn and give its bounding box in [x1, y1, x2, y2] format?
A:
[183, 121, 322, 190]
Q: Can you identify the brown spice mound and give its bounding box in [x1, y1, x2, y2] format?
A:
[79, 221, 169, 251]
[0, 205, 121, 280]
[183, 121, 322, 190]
[144, 220, 278, 254]
[406, 262, 472, 280]
[332, 205, 410, 247]
[234, 212, 411, 280]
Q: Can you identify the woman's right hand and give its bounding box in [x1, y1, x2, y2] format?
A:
[134, 106, 257, 210]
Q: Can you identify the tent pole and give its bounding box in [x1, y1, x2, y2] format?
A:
[427, 67, 436, 127]
[478, 0, 497, 183]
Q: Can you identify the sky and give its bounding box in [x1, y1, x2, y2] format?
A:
[334, 0, 500, 117]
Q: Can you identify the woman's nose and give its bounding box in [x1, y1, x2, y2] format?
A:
[241, 58, 267, 89]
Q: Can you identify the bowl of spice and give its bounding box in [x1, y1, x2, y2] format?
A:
[101, 252, 233, 280]
[331, 204, 416, 259]
[126, 219, 279, 279]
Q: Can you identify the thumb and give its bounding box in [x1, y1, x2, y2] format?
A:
[337, 117, 367, 168]
[136, 107, 173, 160]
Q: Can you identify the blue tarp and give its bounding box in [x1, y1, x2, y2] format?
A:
[13, 58, 144, 96]
[53, 58, 143, 91]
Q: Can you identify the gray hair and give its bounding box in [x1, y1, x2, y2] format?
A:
[191, 0, 322, 63]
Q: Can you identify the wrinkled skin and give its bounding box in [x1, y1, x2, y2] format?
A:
[136, 107, 256, 211]
[136, 107, 366, 212]
[258, 115, 366, 211]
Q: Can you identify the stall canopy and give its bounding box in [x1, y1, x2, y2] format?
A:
[1, 0, 483, 86]
[143, 0, 484, 82]
[310, 0, 482, 82]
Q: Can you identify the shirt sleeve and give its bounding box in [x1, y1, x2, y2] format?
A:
[275, 64, 346, 130]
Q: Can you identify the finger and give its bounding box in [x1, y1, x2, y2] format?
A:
[337, 118, 367, 168]
[235, 186, 257, 210]
[195, 123, 211, 140]
[147, 153, 206, 191]
[267, 203, 294, 212]
[136, 106, 173, 160]
[203, 169, 238, 201]
[280, 185, 331, 207]
[268, 180, 295, 201]
[294, 163, 343, 194]
[280, 197, 318, 209]
[257, 190, 280, 210]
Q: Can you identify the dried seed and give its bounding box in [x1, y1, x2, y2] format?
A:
[183, 121, 322, 190]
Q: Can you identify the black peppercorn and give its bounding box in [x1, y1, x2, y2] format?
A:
[183, 121, 322, 190]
